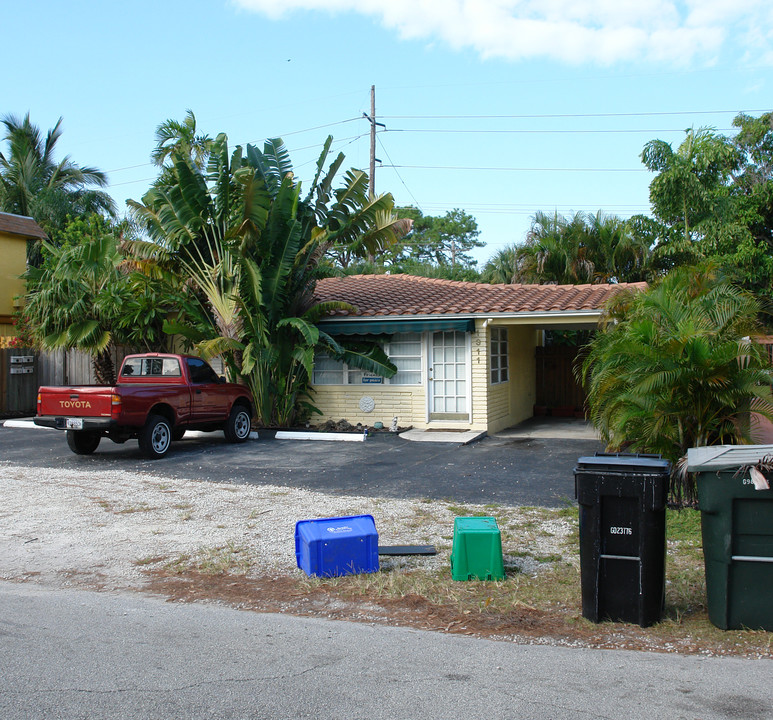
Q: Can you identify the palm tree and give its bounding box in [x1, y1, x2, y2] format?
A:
[514, 210, 593, 284]
[581, 265, 773, 505]
[23, 215, 125, 384]
[584, 211, 651, 283]
[23, 215, 177, 383]
[508, 210, 653, 285]
[480, 245, 518, 284]
[129, 133, 409, 426]
[0, 113, 116, 247]
[150, 110, 213, 190]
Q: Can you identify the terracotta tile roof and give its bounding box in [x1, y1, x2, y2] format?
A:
[0, 212, 47, 240]
[315, 274, 646, 317]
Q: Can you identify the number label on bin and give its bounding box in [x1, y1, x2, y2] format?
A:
[610, 526, 633, 536]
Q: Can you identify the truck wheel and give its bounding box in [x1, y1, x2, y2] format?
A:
[139, 415, 172, 459]
[172, 428, 186, 441]
[224, 405, 252, 443]
[66, 431, 101, 455]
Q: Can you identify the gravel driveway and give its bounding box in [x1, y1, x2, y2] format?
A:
[0, 461, 573, 592]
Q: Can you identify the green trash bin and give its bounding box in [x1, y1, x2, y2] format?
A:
[687, 445, 773, 631]
[450, 517, 505, 581]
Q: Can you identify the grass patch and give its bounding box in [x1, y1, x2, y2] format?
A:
[667, 507, 702, 543]
[166, 542, 254, 575]
[115, 503, 156, 514]
[289, 505, 771, 655]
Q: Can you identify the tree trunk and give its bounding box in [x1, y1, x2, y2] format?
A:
[92, 348, 116, 386]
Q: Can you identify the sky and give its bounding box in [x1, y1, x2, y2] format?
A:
[3, 0, 772, 266]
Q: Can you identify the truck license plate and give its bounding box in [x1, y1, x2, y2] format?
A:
[65, 418, 83, 430]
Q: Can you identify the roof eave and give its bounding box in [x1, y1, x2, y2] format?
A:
[319, 309, 603, 324]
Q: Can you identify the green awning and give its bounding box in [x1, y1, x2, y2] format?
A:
[318, 317, 476, 336]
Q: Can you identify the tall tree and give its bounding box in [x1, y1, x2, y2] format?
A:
[637, 116, 773, 303]
[379, 207, 484, 269]
[0, 113, 115, 255]
[640, 127, 741, 270]
[22, 215, 173, 384]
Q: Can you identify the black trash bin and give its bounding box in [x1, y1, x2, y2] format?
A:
[574, 453, 671, 627]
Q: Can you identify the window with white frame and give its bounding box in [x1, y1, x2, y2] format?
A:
[312, 333, 423, 385]
[388, 332, 422, 384]
[490, 327, 508, 384]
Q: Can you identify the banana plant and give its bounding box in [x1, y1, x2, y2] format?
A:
[128, 133, 406, 426]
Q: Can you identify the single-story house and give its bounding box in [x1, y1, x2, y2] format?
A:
[0, 212, 47, 341]
[311, 274, 646, 433]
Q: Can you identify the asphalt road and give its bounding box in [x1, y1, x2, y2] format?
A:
[0, 422, 602, 506]
[3, 584, 771, 720]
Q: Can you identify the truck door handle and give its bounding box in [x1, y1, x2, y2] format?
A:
[195, 390, 202, 394]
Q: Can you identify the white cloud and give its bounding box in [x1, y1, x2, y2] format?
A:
[232, 0, 773, 65]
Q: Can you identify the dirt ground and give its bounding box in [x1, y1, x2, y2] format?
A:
[140, 570, 770, 658]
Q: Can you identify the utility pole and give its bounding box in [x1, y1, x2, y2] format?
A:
[363, 85, 386, 263]
[369, 84, 377, 195]
[363, 85, 385, 196]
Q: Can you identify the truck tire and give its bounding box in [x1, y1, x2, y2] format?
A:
[224, 405, 252, 443]
[66, 430, 101, 455]
[172, 427, 186, 441]
[139, 414, 172, 459]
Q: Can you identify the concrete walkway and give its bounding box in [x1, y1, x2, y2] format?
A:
[492, 416, 600, 441]
[401, 416, 599, 444]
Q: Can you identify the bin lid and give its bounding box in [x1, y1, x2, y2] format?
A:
[575, 452, 671, 473]
[687, 445, 773, 471]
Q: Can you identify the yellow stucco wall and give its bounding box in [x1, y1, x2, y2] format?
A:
[311, 385, 426, 429]
[485, 323, 538, 434]
[507, 325, 538, 427]
[309, 321, 540, 433]
[470, 320, 490, 431]
[0, 231, 28, 330]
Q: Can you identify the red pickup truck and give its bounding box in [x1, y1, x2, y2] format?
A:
[35, 353, 254, 459]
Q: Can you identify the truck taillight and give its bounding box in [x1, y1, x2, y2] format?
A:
[37, 392, 41, 414]
[111, 394, 122, 416]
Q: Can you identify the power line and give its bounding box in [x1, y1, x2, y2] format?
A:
[383, 164, 647, 172]
[375, 134, 422, 210]
[103, 119, 363, 176]
[380, 109, 771, 120]
[388, 128, 733, 135]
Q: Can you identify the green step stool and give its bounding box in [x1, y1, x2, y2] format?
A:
[450, 516, 505, 581]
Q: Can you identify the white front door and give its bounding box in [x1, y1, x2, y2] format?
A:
[428, 331, 469, 421]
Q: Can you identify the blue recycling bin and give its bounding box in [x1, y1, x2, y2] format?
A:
[295, 514, 379, 577]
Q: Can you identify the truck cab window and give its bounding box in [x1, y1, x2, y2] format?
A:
[186, 358, 219, 384]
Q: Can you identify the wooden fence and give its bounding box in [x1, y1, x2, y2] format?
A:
[1, 348, 106, 415]
[534, 345, 587, 414]
[0, 348, 38, 415]
[1, 347, 226, 415]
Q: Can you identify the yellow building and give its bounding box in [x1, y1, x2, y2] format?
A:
[311, 274, 645, 434]
[0, 212, 47, 342]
